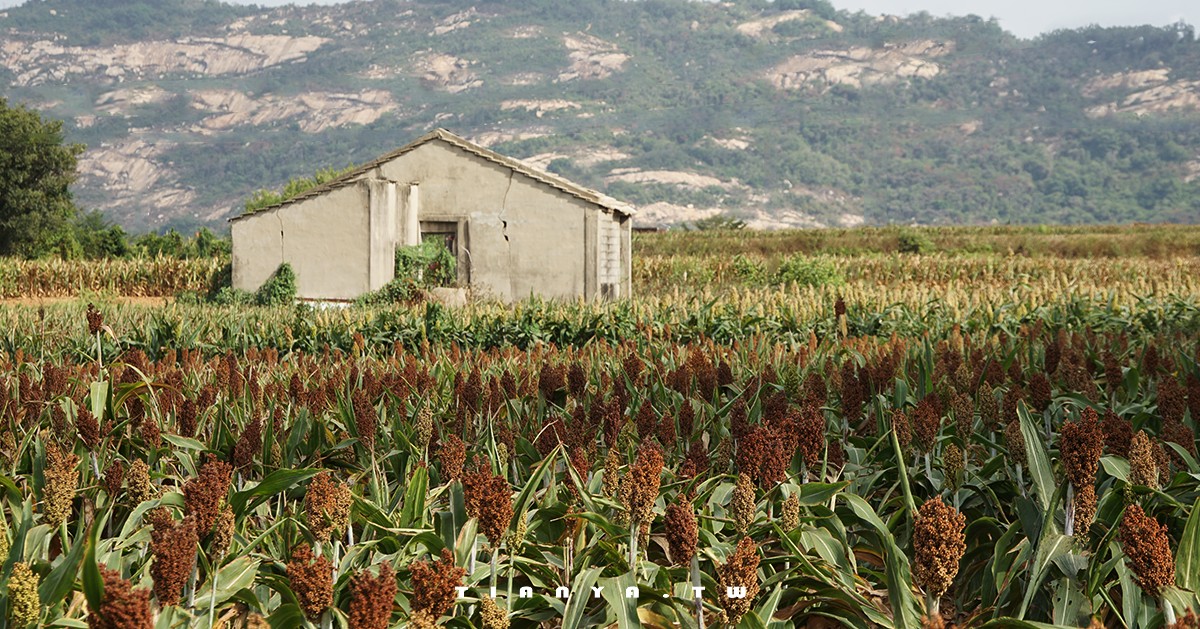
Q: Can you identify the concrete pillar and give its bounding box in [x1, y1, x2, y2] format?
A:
[402, 183, 421, 247]
[367, 179, 397, 290]
[584, 208, 597, 298]
[620, 215, 632, 298]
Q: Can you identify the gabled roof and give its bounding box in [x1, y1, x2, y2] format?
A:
[230, 128, 636, 222]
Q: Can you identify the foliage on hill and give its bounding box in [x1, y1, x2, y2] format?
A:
[2, 0, 252, 45]
[2, 0, 1199, 229]
[242, 165, 356, 215]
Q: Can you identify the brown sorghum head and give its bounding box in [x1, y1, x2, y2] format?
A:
[1120, 503, 1176, 597]
[1060, 409, 1103, 489]
[912, 397, 942, 454]
[211, 506, 234, 561]
[1004, 419, 1026, 467]
[179, 399, 198, 438]
[183, 454, 232, 537]
[943, 444, 964, 492]
[347, 563, 397, 629]
[1028, 372, 1052, 413]
[1169, 610, 1199, 629]
[1074, 482, 1098, 536]
[150, 515, 198, 607]
[892, 410, 912, 451]
[439, 435, 466, 482]
[1102, 410, 1133, 458]
[353, 391, 377, 451]
[306, 471, 352, 542]
[103, 460, 125, 499]
[408, 548, 465, 620]
[718, 536, 760, 626]
[87, 566, 153, 629]
[462, 469, 512, 548]
[1158, 378, 1187, 425]
[288, 545, 333, 621]
[625, 442, 664, 525]
[1162, 421, 1198, 467]
[77, 408, 100, 450]
[232, 416, 262, 472]
[913, 496, 966, 599]
[86, 304, 103, 336]
[1129, 431, 1161, 489]
[782, 492, 801, 530]
[126, 459, 160, 507]
[42, 441, 79, 529]
[731, 472, 756, 536]
[664, 497, 698, 565]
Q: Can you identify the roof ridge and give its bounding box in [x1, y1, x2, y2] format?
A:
[229, 128, 634, 223]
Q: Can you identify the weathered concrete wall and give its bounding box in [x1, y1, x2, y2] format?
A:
[232, 182, 375, 301]
[233, 136, 632, 303]
[356, 140, 595, 302]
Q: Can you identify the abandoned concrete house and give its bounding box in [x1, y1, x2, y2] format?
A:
[230, 129, 635, 302]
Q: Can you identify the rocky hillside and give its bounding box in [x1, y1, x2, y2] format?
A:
[2, 0, 1199, 231]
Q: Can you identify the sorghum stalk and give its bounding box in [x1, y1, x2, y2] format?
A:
[691, 554, 704, 629]
[628, 519, 638, 578]
[1064, 483, 1075, 536]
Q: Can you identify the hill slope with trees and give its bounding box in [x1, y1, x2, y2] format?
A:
[1, 0, 1198, 231]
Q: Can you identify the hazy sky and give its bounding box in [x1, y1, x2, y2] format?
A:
[0, 0, 1195, 40]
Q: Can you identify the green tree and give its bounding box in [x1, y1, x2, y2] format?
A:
[0, 99, 85, 257]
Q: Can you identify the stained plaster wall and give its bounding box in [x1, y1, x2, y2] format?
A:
[231, 182, 396, 301]
[355, 140, 602, 302]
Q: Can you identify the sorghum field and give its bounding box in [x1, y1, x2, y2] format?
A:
[2, 225, 1200, 629]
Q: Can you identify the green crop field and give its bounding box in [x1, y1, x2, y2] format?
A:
[0, 225, 1198, 628]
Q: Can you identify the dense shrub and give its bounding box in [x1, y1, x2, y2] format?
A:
[254, 263, 297, 306]
[897, 230, 935, 254]
[772, 256, 844, 287]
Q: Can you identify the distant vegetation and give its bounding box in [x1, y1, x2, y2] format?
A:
[242, 165, 357, 215]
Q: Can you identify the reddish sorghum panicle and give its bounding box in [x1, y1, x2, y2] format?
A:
[913, 497, 966, 600]
[912, 397, 942, 454]
[232, 416, 262, 471]
[347, 563, 397, 629]
[103, 460, 125, 498]
[438, 434, 466, 482]
[305, 471, 352, 541]
[77, 408, 100, 449]
[86, 304, 104, 336]
[625, 442, 664, 525]
[408, 548, 465, 620]
[150, 516, 198, 606]
[1102, 410, 1133, 458]
[183, 454, 232, 537]
[462, 470, 512, 549]
[664, 497, 698, 565]
[287, 545, 333, 621]
[718, 536, 760, 626]
[353, 391, 377, 450]
[1060, 409, 1104, 532]
[1120, 504, 1175, 598]
[87, 567, 152, 629]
